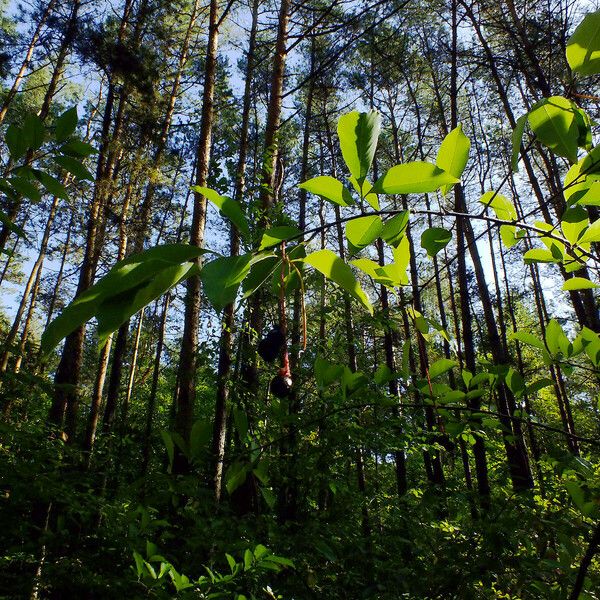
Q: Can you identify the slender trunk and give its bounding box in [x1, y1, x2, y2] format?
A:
[173, 0, 221, 473]
[212, 0, 260, 502]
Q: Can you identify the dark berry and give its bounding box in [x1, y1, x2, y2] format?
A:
[257, 326, 285, 362]
[270, 374, 293, 398]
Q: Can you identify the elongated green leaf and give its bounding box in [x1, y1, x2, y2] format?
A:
[60, 140, 96, 157]
[6, 125, 27, 159]
[479, 191, 516, 220]
[337, 111, 381, 184]
[512, 114, 528, 171]
[523, 248, 561, 264]
[567, 10, 600, 76]
[562, 277, 599, 290]
[505, 368, 525, 396]
[314, 356, 344, 388]
[527, 96, 580, 163]
[346, 215, 383, 252]
[54, 155, 94, 180]
[242, 255, 279, 298]
[259, 225, 302, 250]
[200, 253, 252, 313]
[421, 227, 451, 257]
[510, 331, 546, 350]
[9, 177, 41, 201]
[561, 206, 588, 244]
[580, 218, 600, 243]
[373, 161, 458, 195]
[96, 262, 197, 347]
[23, 114, 44, 150]
[55, 107, 78, 142]
[381, 211, 409, 247]
[436, 125, 470, 193]
[303, 249, 373, 314]
[546, 319, 572, 358]
[298, 176, 353, 207]
[429, 358, 457, 380]
[0, 209, 27, 239]
[34, 171, 69, 199]
[192, 185, 250, 238]
[578, 181, 600, 206]
[42, 244, 208, 353]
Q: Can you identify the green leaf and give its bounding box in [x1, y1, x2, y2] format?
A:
[41, 244, 208, 353]
[374, 363, 393, 385]
[500, 225, 520, 248]
[244, 549, 253, 571]
[242, 255, 279, 298]
[34, 171, 69, 200]
[337, 110, 381, 185]
[523, 248, 561, 264]
[527, 378, 553, 395]
[511, 114, 528, 171]
[373, 161, 458, 195]
[54, 155, 94, 180]
[226, 462, 248, 496]
[428, 358, 457, 380]
[192, 186, 250, 238]
[55, 107, 78, 142]
[259, 225, 302, 250]
[510, 331, 546, 350]
[580, 218, 600, 243]
[5, 124, 27, 159]
[345, 215, 383, 252]
[561, 205, 588, 244]
[436, 124, 470, 193]
[23, 114, 44, 150]
[96, 262, 197, 347]
[505, 368, 525, 397]
[233, 407, 249, 440]
[9, 177, 41, 201]
[546, 319, 572, 358]
[0, 209, 27, 239]
[479, 191, 516, 220]
[60, 140, 96, 157]
[161, 430, 175, 472]
[421, 227, 452, 257]
[562, 277, 599, 290]
[314, 357, 344, 387]
[200, 253, 252, 313]
[298, 176, 353, 207]
[567, 10, 600, 76]
[303, 249, 373, 314]
[381, 211, 409, 247]
[527, 96, 580, 163]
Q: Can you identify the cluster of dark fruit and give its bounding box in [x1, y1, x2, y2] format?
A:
[257, 325, 292, 398]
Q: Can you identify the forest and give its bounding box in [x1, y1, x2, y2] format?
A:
[1, 0, 600, 597]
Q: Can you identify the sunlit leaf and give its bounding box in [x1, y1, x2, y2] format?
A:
[298, 176, 353, 207]
[193, 185, 250, 238]
[337, 110, 381, 185]
[567, 10, 600, 75]
[303, 249, 373, 314]
[373, 161, 458, 195]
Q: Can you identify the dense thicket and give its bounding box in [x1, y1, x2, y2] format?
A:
[1, 0, 600, 598]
